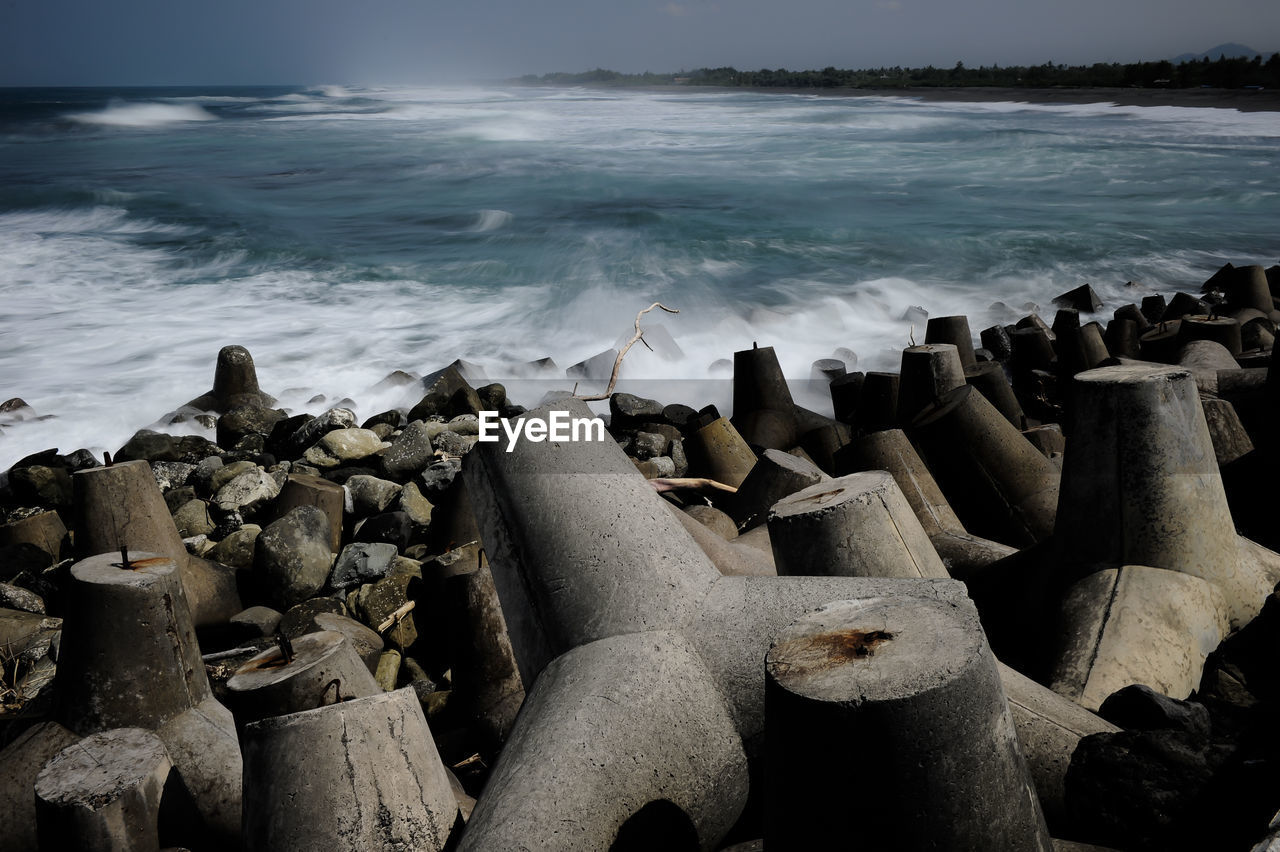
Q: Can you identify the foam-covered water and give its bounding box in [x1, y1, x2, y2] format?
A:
[2, 84, 1279, 467]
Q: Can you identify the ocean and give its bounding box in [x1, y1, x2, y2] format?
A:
[1, 84, 1278, 469]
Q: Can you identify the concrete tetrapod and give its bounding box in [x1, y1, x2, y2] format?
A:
[924, 314, 979, 369]
[897, 342, 967, 425]
[763, 598, 1052, 851]
[226, 630, 382, 725]
[241, 687, 457, 852]
[72, 459, 242, 627]
[1055, 364, 1279, 628]
[34, 728, 171, 852]
[910, 384, 1060, 547]
[767, 471, 949, 580]
[457, 631, 749, 851]
[1048, 565, 1231, 712]
[274, 473, 345, 554]
[685, 416, 758, 489]
[54, 551, 242, 844]
[728, 447, 830, 530]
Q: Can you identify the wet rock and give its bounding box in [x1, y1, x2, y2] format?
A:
[361, 410, 404, 431]
[352, 569, 420, 648]
[635, 456, 676, 479]
[477, 383, 509, 412]
[8, 465, 72, 509]
[331, 542, 400, 591]
[190, 455, 225, 496]
[287, 408, 356, 455]
[432, 429, 474, 457]
[254, 506, 335, 610]
[344, 475, 402, 517]
[0, 543, 52, 582]
[610, 393, 665, 430]
[302, 428, 390, 468]
[408, 365, 473, 421]
[631, 431, 669, 460]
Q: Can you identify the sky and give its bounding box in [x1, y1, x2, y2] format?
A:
[1, 0, 1278, 87]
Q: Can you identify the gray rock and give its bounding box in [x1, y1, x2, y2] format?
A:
[208, 524, 261, 569]
[381, 420, 435, 481]
[610, 392, 665, 428]
[172, 499, 216, 538]
[210, 460, 259, 493]
[217, 405, 286, 450]
[352, 569, 419, 648]
[432, 429, 474, 457]
[419, 457, 462, 499]
[151, 461, 196, 492]
[213, 467, 281, 516]
[368, 422, 396, 440]
[1098, 684, 1212, 737]
[289, 408, 357, 454]
[0, 581, 46, 614]
[277, 597, 347, 639]
[635, 456, 676, 479]
[344, 475, 402, 517]
[446, 414, 480, 436]
[191, 455, 225, 496]
[302, 428, 389, 468]
[331, 542, 400, 590]
[397, 482, 433, 527]
[114, 430, 222, 464]
[7, 466, 72, 508]
[631, 431, 669, 460]
[671, 437, 689, 477]
[230, 605, 283, 637]
[254, 506, 335, 610]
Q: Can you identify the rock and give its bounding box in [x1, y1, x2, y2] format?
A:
[477, 383, 508, 412]
[253, 506, 335, 610]
[172, 499, 216, 538]
[1200, 591, 1280, 709]
[670, 438, 689, 476]
[312, 612, 385, 670]
[408, 365, 473, 421]
[210, 460, 259, 493]
[397, 482, 434, 527]
[631, 431, 669, 460]
[190, 455, 225, 496]
[360, 410, 404, 431]
[150, 461, 196, 491]
[114, 430, 221, 464]
[230, 606, 283, 638]
[213, 467, 281, 516]
[7, 465, 72, 508]
[284, 408, 355, 457]
[302, 428, 390, 468]
[352, 570, 419, 648]
[635, 456, 676, 479]
[277, 597, 347, 639]
[447, 414, 480, 436]
[344, 474, 403, 516]
[0, 542, 53, 582]
[0, 581, 46, 614]
[352, 511, 415, 551]
[432, 429, 474, 457]
[331, 542, 400, 590]
[1065, 730, 1241, 851]
[217, 405, 286, 450]
[1098, 684, 1212, 737]
[208, 525, 262, 570]
[610, 393, 665, 429]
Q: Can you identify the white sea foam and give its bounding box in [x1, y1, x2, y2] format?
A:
[67, 101, 217, 127]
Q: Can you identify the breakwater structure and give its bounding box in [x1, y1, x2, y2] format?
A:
[1, 263, 1280, 850]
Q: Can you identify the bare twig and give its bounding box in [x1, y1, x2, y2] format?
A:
[575, 302, 679, 401]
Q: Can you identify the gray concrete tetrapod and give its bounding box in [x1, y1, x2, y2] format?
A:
[0, 509, 68, 560]
[859, 371, 900, 433]
[728, 447, 830, 530]
[925, 314, 978, 369]
[241, 687, 457, 852]
[1056, 364, 1278, 628]
[1048, 565, 1231, 711]
[226, 630, 382, 725]
[998, 662, 1120, 833]
[54, 551, 241, 844]
[732, 344, 797, 442]
[457, 630, 749, 852]
[965, 360, 1026, 427]
[72, 459, 242, 627]
[764, 598, 1051, 852]
[768, 471, 949, 580]
[897, 342, 967, 426]
[910, 384, 1060, 547]
[186, 344, 276, 412]
[0, 722, 80, 852]
[35, 728, 172, 852]
[670, 504, 777, 577]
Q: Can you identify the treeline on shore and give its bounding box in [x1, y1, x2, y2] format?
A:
[518, 52, 1280, 91]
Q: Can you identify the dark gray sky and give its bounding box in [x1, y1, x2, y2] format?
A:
[2, 0, 1277, 86]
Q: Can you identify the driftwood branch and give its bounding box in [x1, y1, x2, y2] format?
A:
[377, 600, 416, 633]
[575, 302, 679, 401]
[647, 477, 739, 495]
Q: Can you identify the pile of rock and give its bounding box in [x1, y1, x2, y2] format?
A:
[0, 262, 1278, 850]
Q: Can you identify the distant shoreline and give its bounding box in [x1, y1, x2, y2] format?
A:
[573, 83, 1280, 113]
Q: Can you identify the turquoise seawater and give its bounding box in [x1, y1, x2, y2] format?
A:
[1, 84, 1278, 466]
